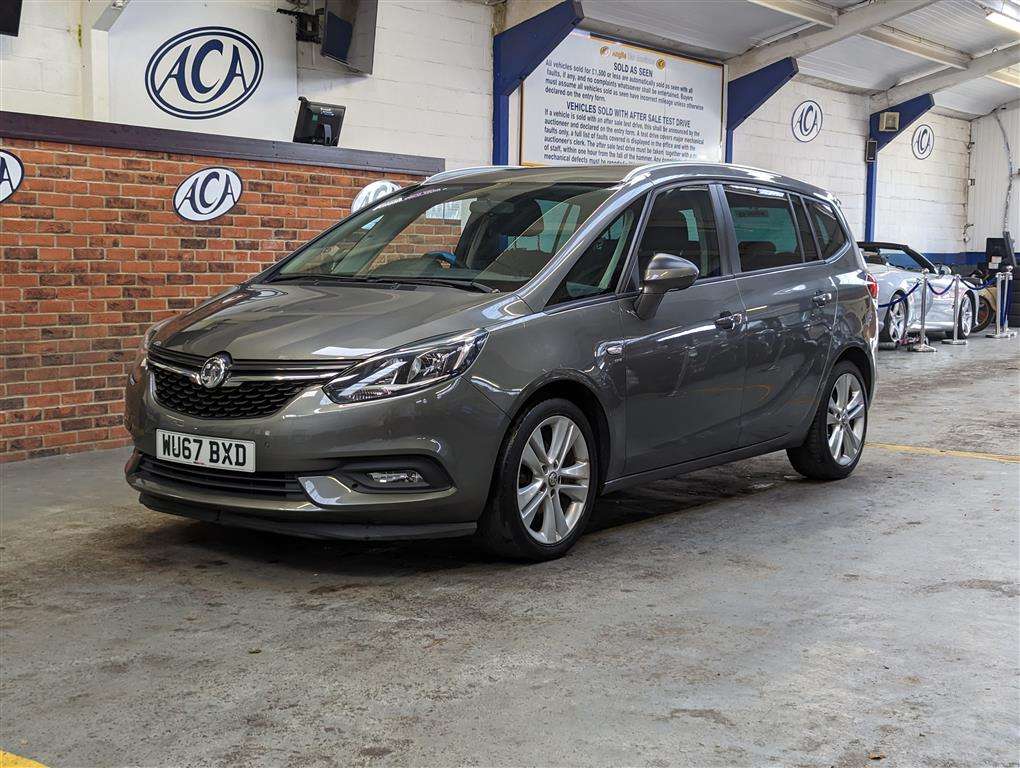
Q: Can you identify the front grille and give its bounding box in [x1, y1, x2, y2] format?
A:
[151, 366, 312, 419]
[137, 455, 307, 500]
[147, 347, 354, 420]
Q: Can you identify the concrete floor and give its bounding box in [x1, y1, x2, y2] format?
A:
[2, 336, 1018, 767]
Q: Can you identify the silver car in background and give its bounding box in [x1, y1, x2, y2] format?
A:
[859, 241, 975, 345]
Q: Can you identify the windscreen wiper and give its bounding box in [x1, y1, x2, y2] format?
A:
[267, 273, 399, 286]
[389, 277, 495, 293]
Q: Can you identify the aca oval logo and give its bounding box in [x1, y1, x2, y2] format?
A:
[912, 124, 934, 160]
[145, 27, 263, 119]
[791, 100, 823, 143]
[0, 150, 25, 203]
[351, 180, 401, 213]
[173, 167, 242, 221]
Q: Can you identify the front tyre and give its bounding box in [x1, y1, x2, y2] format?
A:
[476, 398, 597, 561]
[956, 296, 974, 339]
[787, 361, 868, 481]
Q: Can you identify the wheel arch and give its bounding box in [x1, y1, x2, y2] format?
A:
[505, 374, 614, 493]
[832, 344, 874, 402]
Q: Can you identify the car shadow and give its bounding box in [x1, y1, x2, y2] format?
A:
[121, 456, 801, 577]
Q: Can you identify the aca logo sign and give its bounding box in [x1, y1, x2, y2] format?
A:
[173, 167, 242, 221]
[912, 124, 934, 160]
[0, 149, 25, 203]
[146, 27, 263, 119]
[351, 180, 401, 213]
[791, 100, 823, 143]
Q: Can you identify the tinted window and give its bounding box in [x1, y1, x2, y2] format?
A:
[636, 187, 722, 280]
[726, 188, 803, 271]
[793, 197, 819, 262]
[807, 200, 849, 259]
[875, 248, 927, 272]
[549, 199, 643, 305]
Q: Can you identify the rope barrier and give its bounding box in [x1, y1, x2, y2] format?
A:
[927, 281, 955, 296]
[877, 280, 921, 309]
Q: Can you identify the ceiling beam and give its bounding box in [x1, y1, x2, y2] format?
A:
[860, 25, 970, 69]
[747, 0, 836, 28]
[871, 43, 1020, 110]
[727, 0, 934, 79]
[987, 68, 1020, 88]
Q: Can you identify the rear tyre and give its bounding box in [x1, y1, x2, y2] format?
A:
[879, 295, 907, 345]
[973, 295, 993, 333]
[475, 398, 598, 561]
[787, 360, 868, 481]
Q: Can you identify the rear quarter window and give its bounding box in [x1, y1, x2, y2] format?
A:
[806, 200, 849, 259]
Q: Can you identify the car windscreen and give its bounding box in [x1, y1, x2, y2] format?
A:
[272, 181, 617, 292]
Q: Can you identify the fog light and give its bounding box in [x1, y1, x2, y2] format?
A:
[367, 470, 425, 485]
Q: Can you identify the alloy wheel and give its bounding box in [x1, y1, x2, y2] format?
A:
[826, 373, 866, 466]
[960, 300, 973, 336]
[888, 302, 906, 343]
[517, 415, 590, 544]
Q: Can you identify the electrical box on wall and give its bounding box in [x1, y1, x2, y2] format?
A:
[878, 112, 899, 132]
[865, 139, 878, 163]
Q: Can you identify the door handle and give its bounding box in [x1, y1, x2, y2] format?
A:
[714, 312, 742, 330]
[812, 291, 833, 307]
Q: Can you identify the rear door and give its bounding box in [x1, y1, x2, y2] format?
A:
[721, 186, 837, 446]
[619, 184, 747, 474]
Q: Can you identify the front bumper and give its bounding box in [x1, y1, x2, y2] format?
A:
[124, 364, 509, 535]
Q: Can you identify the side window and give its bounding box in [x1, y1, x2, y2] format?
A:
[549, 199, 643, 305]
[636, 187, 722, 280]
[793, 197, 819, 262]
[806, 199, 849, 259]
[726, 188, 803, 271]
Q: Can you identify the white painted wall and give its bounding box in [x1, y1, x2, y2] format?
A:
[732, 81, 869, 239]
[0, 0, 82, 117]
[968, 103, 1020, 253]
[297, 0, 494, 170]
[0, 0, 493, 169]
[874, 112, 970, 254]
[733, 81, 973, 255]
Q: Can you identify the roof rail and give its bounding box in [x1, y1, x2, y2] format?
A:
[622, 161, 699, 182]
[424, 166, 521, 184]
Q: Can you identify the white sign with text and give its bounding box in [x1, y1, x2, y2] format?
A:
[108, 2, 297, 141]
[520, 31, 723, 166]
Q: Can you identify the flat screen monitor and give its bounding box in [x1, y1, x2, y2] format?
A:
[0, 0, 23, 36]
[321, 0, 376, 74]
[293, 97, 346, 147]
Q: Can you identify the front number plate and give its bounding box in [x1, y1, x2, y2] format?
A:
[156, 429, 256, 473]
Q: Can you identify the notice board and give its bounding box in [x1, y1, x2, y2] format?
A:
[520, 30, 724, 166]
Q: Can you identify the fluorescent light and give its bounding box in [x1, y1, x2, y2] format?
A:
[986, 10, 1020, 35]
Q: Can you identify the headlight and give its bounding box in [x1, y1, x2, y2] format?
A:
[323, 329, 487, 405]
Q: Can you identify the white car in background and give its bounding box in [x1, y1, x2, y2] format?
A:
[859, 241, 976, 345]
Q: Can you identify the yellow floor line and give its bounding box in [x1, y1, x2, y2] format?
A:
[0, 751, 48, 768]
[870, 442, 1020, 464]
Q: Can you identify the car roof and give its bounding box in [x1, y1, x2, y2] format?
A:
[423, 162, 834, 200]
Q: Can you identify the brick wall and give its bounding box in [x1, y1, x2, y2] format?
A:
[0, 138, 422, 462]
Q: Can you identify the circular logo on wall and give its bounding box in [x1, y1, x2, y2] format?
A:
[199, 353, 232, 389]
[0, 149, 25, 203]
[791, 100, 823, 143]
[173, 167, 242, 222]
[351, 180, 402, 213]
[145, 27, 263, 119]
[912, 124, 934, 160]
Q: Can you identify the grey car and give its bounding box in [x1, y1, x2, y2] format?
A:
[125, 163, 879, 560]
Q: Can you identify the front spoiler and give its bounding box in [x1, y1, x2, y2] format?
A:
[139, 493, 477, 541]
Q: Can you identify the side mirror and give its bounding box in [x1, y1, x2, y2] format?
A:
[634, 253, 700, 320]
[937, 264, 952, 277]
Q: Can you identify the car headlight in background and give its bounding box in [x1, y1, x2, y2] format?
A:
[323, 329, 487, 405]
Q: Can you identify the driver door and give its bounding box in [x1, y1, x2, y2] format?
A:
[619, 184, 747, 475]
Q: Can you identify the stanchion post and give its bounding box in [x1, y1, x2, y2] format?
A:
[942, 272, 967, 345]
[986, 266, 1017, 339]
[910, 268, 936, 352]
